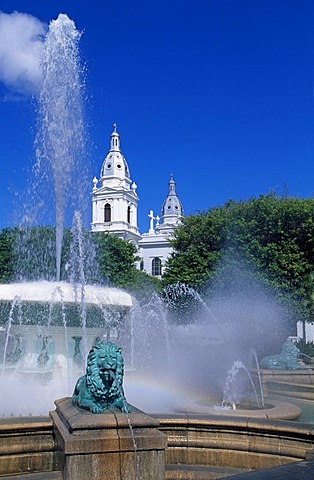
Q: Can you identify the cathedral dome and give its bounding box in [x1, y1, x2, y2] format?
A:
[100, 124, 130, 180]
[161, 174, 184, 220]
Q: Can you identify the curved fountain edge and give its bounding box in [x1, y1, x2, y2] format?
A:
[0, 282, 133, 307]
[0, 411, 313, 477]
[173, 398, 302, 420]
[155, 413, 314, 477]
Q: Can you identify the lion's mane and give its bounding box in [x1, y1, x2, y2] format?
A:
[86, 342, 124, 397]
[72, 341, 130, 413]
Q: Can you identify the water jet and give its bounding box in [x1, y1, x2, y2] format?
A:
[1, 10, 314, 480]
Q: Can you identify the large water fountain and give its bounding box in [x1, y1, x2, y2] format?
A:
[0, 11, 313, 480]
[0, 13, 132, 418]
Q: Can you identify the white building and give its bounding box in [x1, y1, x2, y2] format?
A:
[91, 125, 184, 277]
[91, 124, 141, 243]
[297, 321, 314, 343]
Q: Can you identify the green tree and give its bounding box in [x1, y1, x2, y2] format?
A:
[163, 194, 314, 322]
[92, 232, 161, 296]
[0, 228, 14, 282]
[0, 226, 160, 298]
[93, 232, 139, 288]
[12, 226, 58, 281]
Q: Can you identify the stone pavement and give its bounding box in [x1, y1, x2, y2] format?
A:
[221, 459, 314, 480]
[0, 473, 62, 480]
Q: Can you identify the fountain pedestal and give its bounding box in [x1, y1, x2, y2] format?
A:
[51, 398, 167, 480]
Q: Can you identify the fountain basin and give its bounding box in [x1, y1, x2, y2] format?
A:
[0, 282, 133, 330]
[157, 414, 314, 478]
[267, 380, 314, 401]
[51, 398, 167, 480]
[1, 413, 313, 478]
[175, 398, 301, 420]
[254, 368, 314, 398]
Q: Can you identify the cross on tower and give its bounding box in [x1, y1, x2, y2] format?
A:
[148, 210, 155, 234]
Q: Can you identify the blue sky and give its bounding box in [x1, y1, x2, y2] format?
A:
[0, 0, 314, 234]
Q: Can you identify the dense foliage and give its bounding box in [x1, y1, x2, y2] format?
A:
[1, 194, 314, 318]
[163, 194, 314, 322]
[0, 227, 159, 298]
[296, 339, 314, 361]
[93, 232, 160, 296]
[0, 228, 14, 283]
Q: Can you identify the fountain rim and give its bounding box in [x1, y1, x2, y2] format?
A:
[0, 281, 133, 308]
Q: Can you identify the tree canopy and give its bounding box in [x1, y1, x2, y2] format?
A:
[0, 226, 159, 299]
[93, 232, 159, 295]
[0, 228, 14, 283]
[162, 194, 314, 322]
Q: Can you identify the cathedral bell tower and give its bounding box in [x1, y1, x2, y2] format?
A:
[91, 124, 141, 243]
[138, 175, 184, 277]
[157, 174, 184, 235]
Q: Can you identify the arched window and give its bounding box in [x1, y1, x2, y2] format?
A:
[104, 203, 111, 223]
[152, 257, 162, 276]
[127, 205, 131, 224]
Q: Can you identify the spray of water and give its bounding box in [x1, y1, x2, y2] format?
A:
[164, 282, 226, 341]
[1, 296, 21, 375]
[68, 211, 87, 362]
[36, 14, 85, 280]
[248, 348, 265, 408]
[222, 360, 261, 408]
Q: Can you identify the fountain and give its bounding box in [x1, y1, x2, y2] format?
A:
[36, 13, 85, 281]
[222, 360, 262, 409]
[50, 341, 167, 480]
[0, 13, 132, 417]
[0, 11, 314, 480]
[0, 281, 132, 416]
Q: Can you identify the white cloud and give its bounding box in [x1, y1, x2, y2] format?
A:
[0, 11, 47, 95]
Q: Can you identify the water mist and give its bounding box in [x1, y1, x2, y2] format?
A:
[36, 14, 85, 280]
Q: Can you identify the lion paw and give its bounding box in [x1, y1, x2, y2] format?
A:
[91, 405, 103, 414]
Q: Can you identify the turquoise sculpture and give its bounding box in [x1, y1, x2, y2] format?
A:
[72, 341, 131, 413]
[37, 335, 51, 367]
[260, 340, 304, 370]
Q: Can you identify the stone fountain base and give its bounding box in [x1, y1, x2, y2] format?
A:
[51, 398, 167, 480]
[250, 367, 314, 404]
[1, 411, 314, 479]
[255, 367, 314, 396]
[175, 398, 301, 420]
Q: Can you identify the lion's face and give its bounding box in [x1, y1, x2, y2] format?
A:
[85, 341, 124, 395]
[97, 351, 118, 382]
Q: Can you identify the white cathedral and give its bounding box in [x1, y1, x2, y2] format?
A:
[91, 124, 184, 277]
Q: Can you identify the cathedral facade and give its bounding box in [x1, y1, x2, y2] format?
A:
[91, 125, 184, 277]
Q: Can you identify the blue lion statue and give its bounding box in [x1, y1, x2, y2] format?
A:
[260, 340, 304, 370]
[72, 341, 131, 413]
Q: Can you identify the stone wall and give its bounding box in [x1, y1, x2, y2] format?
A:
[0, 413, 314, 478]
[156, 414, 314, 472]
[0, 417, 56, 477]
